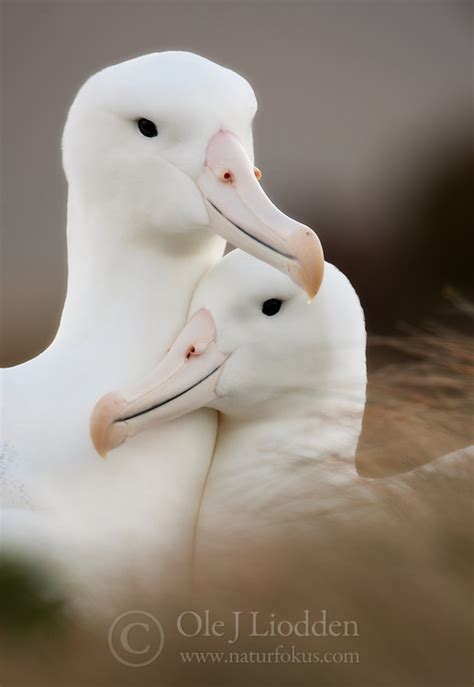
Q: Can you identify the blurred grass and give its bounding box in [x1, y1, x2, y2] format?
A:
[358, 294, 474, 476]
[0, 554, 69, 636]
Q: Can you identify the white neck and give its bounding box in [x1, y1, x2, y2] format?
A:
[193, 381, 365, 586]
[197, 378, 365, 527]
[55, 188, 225, 387]
[217, 387, 365, 479]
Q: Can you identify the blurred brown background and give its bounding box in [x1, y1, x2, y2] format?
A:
[1, 0, 472, 366]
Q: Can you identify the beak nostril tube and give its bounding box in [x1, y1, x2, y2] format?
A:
[186, 345, 196, 359]
[254, 166, 262, 180]
[186, 340, 209, 358]
[221, 170, 233, 183]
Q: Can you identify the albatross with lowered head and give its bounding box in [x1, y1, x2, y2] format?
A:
[90, 250, 365, 586]
[92, 249, 471, 599]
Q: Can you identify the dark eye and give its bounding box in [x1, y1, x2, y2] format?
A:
[262, 298, 282, 316]
[137, 118, 158, 138]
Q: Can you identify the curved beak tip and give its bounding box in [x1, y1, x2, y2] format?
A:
[288, 229, 324, 301]
[90, 392, 128, 459]
[90, 426, 109, 459]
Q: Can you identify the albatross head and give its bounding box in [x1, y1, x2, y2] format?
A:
[63, 51, 323, 296]
[90, 250, 366, 457]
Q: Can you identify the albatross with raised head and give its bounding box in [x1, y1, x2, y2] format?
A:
[1, 52, 323, 585]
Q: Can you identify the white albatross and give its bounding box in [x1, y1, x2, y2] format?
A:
[90, 250, 366, 585]
[1, 52, 323, 586]
[91, 249, 472, 592]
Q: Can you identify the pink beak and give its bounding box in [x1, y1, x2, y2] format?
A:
[90, 309, 227, 458]
[197, 130, 324, 300]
